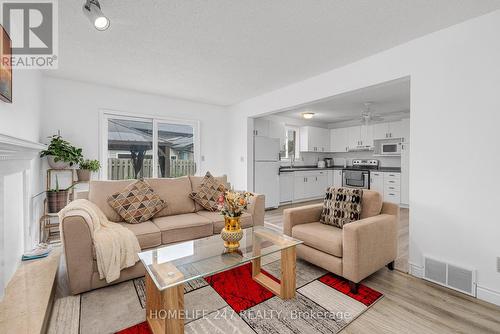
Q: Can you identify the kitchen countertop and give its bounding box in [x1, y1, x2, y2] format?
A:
[279, 165, 344, 173]
[279, 165, 401, 173]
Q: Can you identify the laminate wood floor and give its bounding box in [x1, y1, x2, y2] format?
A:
[46, 204, 500, 334]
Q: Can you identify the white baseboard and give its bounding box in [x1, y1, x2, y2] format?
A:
[409, 262, 423, 278]
[477, 286, 500, 307]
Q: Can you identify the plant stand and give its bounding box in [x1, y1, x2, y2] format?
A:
[39, 169, 89, 244]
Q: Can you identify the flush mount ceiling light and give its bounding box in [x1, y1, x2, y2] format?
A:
[83, 0, 110, 31]
[302, 112, 315, 119]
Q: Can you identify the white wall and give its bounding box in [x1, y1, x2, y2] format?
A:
[0, 70, 43, 299]
[41, 77, 229, 177]
[229, 11, 500, 304]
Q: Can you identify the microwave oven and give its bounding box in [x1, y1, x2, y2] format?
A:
[381, 142, 401, 155]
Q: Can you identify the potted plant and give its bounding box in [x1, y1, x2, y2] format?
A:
[217, 190, 253, 251]
[46, 176, 76, 213]
[40, 134, 83, 169]
[77, 159, 101, 181]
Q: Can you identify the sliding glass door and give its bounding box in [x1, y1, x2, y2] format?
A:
[156, 121, 195, 178]
[101, 112, 199, 180]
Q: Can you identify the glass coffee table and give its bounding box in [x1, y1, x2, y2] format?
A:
[138, 226, 303, 334]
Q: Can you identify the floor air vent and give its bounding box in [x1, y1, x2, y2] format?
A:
[424, 257, 476, 296]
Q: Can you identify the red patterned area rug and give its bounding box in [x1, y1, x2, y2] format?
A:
[117, 263, 383, 334]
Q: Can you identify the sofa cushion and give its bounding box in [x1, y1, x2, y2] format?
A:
[108, 180, 166, 224]
[117, 220, 162, 250]
[360, 190, 383, 219]
[190, 175, 228, 211]
[292, 222, 343, 257]
[320, 187, 363, 228]
[89, 180, 135, 222]
[189, 172, 226, 212]
[152, 213, 213, 244]
[147, 177, 196, 217]
[196, 211, 253, 233]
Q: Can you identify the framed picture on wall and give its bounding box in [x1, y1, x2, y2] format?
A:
[0, 25, 12, 103]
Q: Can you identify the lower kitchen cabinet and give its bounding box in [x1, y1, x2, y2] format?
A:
[370, 172, 384, 195]
[279, 173, 294, 203]
[293, 170, 328, 201]
[370, 171, 401, 204]
[333, 170, 342, 187]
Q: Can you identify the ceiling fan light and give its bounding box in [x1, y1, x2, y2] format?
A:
[302, 112, 315, 119]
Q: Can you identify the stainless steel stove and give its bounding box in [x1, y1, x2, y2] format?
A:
[342, 159, 379, 189]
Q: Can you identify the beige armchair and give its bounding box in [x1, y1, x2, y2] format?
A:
[283, 190, 398, 293]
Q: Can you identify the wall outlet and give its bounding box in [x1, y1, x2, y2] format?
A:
[497, 257, 500, 273]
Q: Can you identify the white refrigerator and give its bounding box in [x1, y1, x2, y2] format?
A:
[254, 136, 280, 209]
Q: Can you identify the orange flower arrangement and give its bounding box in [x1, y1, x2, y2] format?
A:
[217, 190, 253, 217]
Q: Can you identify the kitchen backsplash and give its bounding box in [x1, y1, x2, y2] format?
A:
[282, 151, 401, 168]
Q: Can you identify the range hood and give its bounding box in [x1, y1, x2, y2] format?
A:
[348, 146, 374, 152]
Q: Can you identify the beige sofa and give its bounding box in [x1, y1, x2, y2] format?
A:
[283, 190, 398, 293]
[61, 175, 265, 295]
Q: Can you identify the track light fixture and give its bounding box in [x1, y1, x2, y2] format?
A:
[83, 0, 110, 31]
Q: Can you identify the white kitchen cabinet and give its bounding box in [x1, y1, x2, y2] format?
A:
[330, 128, 349, 153]
[300, 126, 330, 152]
[388, 121, 402, 139]
[372, 121, 402, 140]
[279, 172, 294, 203]
[254, 118, 269, 137]
[360, 125, 373, 147]
[400, 142, 410, 205]
[347, 126, 361, 149]
[293, 174, 307, 200]
[370, 171, 384, 196]
[293, 170, 328, 201]
[383, 172, 401, 204]
[372, 123, 388, 140]
[333, 170, 342, 187]
[346, 125, 373, 149]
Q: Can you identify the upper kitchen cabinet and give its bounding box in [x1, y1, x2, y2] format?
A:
[360, 125, 374, 147]
[372, 121, 402, 140]
[330, 127, 349, 152]
[348, 125, 373, 148]
[300, 126, 330, 152]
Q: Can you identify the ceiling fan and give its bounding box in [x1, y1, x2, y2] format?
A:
[360, 102, 383, 125]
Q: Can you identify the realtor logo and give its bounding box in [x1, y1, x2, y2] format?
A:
[0, 0, 58, 68]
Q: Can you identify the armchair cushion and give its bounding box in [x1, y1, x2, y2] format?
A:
[320, 187, 363, 228]
[292, 222, 343, 257]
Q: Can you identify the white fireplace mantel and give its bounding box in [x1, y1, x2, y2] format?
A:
[0, 134, 46, 175]
[0, 133, 45, 301]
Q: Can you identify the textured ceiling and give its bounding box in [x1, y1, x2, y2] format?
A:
[276, 78, 410, 124]
[49, 0, 500, 105]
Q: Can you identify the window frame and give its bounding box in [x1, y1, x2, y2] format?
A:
[99, 109, 200, 180]
[283, 125, 300, 160]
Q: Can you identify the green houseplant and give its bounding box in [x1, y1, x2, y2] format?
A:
[46, 176, 76, 213]
[77, 159, 101, 181]
[40, 135, 83, 169]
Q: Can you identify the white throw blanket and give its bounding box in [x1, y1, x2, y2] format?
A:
[59, 199, 141, 283]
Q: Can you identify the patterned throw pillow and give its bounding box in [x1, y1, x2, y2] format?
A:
[320, 187, 363, 228]
[190, 172, 226, 211]
[108, 180, 166, 224]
